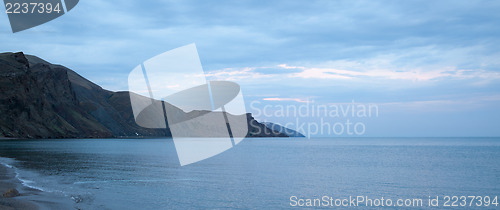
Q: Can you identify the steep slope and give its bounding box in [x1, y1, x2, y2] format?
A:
[0, 52, 111, 138]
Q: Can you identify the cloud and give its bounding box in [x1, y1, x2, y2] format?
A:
[1, 0, 500, 91]
[285, 64, 500, 82]
[206, 61, 500, 84]
[204, 67, 273, 81]
[377, 94, 500, 112]
[262, 97, 310, 103]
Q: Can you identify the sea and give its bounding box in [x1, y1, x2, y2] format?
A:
[0, 137, 499, 209]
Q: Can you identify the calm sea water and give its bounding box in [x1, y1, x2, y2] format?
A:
[0, 138, 499, 209]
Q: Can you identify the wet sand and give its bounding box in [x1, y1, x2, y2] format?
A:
[0, 163, 75, 210]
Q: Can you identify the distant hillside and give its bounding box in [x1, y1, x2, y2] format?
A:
[0, 52, 288, 139]
[264, 122, 305, 137]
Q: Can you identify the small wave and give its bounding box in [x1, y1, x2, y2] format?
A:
[0, 157, 14, 168]
[0, 156, 50, 192]
[12, 167, 50, 193]
[0, 162, 13, 168]
[73, 178, 193, 185]
[16, 174, 48, 192]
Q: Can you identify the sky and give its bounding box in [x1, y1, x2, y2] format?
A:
[1, 0, 499, 137]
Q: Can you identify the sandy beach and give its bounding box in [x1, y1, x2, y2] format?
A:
[0, 161, 75, 210]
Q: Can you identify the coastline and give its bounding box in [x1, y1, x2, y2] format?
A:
[0, 159, 75, 210]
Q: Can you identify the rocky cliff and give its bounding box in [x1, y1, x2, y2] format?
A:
[0, 52, 287, 139]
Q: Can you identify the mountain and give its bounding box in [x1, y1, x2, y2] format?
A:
[264, 122, 305, 137]
[0, 52, 288, 139]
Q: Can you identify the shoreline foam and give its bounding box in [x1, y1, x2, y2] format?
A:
[0, 157, 76, 210]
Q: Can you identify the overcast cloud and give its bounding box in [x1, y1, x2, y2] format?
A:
[1, 0, 499, 136]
